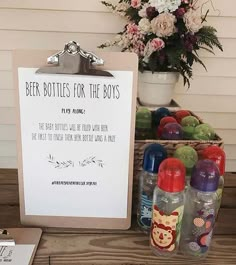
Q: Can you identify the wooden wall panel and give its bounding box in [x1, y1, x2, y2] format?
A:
[0, 0, 111, 12]
[0, 9, 125, 34]
[200, 38, 236, 59]
[0, 157, 17, 168]
[0, 108, 16, 124]
[0, 89, 15, 108]
[191, 58, 236, 77]
[174, 95, 236, 113]
[224, 145, 236, 160]
[0, 71, 13, 90]
[0, 125, 16, 140]
[0, 30, 114, 50]
[195, 112, 236, 129]
[0, 141, 17, 156]
[175, 76, 236, 96]
[0, 51, 12, 70]
[226, 160, 236, 172]
[0, 90, 15, 107]
[215, 130, 236, 145]
[0, 9, 234, 38]
[0, 0, 234, 16]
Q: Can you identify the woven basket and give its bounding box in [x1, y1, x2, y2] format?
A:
[132, 111, 223, 213]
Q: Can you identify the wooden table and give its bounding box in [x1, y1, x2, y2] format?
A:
[1, 169, 236, 264]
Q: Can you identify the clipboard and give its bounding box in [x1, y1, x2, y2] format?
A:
[0, 228, 42, 265]
[13, 41, 138, 229]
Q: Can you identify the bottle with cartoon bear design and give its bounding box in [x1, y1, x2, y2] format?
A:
[137, 144, 167, 233]
[180, 160, 220, 258]
[150, 158, 185, 257]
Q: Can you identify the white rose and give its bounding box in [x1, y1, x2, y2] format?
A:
[149, 0, 167, 13]
[149, 0, 181, 13]
[138, 18, 151, 33]
[151, 13, 176, 37]
[183, 9, 203, 33]
[167, 0, 181, 12]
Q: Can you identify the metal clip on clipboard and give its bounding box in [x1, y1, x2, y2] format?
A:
[0, 229, 15, 247]
[36, 41, 113, 77]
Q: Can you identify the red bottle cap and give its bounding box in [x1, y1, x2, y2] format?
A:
[174, 110, 191, 123]
[157, 117, 177, 138]
[157, 158, 185, 192]
[160, 116, 177, 126]
[201, 146, 226, 175]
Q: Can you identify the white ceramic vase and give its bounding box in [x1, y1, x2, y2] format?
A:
[138, 71, 179, 106]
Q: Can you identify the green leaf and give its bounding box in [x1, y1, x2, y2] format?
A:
[198, 46, 215, 55]
[186, 52, 194, 66]
[125, 7, 140, 23]
[197, 26, 223, 52]
[101, 1, 115, 10]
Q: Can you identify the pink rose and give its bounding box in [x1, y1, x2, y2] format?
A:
[131, 0, 141, 8]
[143, 38, 165, 60]
[150, 38, 165, 51]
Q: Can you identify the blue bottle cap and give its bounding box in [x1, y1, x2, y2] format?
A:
[190, 160, 220, 192]
[143, 144, 167, 173]
[152, 107, 171, 126]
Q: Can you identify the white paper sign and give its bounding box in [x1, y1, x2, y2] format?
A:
[18, 68, 133, 218]
[0, 245, 35, 265]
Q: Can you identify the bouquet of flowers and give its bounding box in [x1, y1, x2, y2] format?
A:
[99, 0, 223, 86]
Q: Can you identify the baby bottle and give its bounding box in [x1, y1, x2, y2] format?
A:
[150, 158, 185, 257]
[137, 144, 167, 233]
[180, 160, 220, 258]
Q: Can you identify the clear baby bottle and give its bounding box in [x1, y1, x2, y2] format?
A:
[202, 146, 225, 216]
[150, 158, 185, 257]
[180, 159, 220, 258]
[137, 143, 167, 233]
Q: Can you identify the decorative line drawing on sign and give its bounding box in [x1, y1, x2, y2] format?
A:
[79, 156, 104, 168]
[47, 155, 104, 169]
[48, 154, 74, 169]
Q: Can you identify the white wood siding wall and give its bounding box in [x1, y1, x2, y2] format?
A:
[0, 0, 235, 171]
